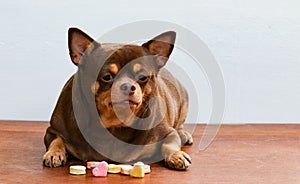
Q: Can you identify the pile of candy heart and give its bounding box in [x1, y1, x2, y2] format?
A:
[69, 161, 151, 178]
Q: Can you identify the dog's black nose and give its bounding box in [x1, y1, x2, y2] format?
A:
[120, 83, 136, 95]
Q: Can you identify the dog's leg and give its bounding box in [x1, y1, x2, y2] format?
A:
[177, 128, 193, 145]
[162, 129, 191, 170]
[43, 136, 67, 167]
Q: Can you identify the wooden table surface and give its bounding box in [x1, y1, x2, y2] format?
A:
[0, 120, 300, 184]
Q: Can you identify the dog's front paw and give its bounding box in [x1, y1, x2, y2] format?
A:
[165, 151, 191, 170]
[43, 150, 67, 168]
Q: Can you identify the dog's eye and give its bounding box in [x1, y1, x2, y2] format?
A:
[102, 74, 113, 82]
[137, 75, 148, 83]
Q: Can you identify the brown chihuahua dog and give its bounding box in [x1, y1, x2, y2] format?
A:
[43, 28, 193, 170]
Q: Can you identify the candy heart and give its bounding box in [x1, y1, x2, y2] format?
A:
[130, 164, 145, 178]
[120, 165, 133, 175]
[86, 161, 101, 169]
[92, 161, 108, 177]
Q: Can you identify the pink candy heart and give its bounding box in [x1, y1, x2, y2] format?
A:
[92, 161, 108, 177]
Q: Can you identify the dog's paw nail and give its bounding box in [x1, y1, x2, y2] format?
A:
[183, 152, 192, 164]
[184, 159, 191, 167]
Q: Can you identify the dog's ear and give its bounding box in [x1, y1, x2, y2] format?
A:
[142, 31, 176, 68]
[68, 28, 95, 65]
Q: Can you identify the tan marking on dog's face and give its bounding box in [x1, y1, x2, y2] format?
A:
[133, 63, 142, 73]
[95, 89, 125, 128]
[109, 64, 119, 75]
[144, 83, 152, 95]
[91, 81, 100, 94]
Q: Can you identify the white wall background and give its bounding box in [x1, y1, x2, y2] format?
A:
[0, 0, 300, 123]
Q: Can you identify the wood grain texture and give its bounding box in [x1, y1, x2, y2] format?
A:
[0, 121, 300, 184]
